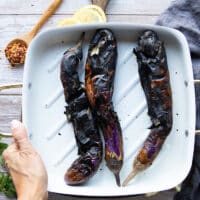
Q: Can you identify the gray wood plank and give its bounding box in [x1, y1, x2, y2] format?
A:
[0, 0, 172, 15]
[0, 95, 21, 132]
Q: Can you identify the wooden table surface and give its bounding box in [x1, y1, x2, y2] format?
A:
[0, 0, 176, 199]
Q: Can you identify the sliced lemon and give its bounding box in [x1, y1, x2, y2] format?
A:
[56, 4, 107, 27]
[73, 8, 106, 23]
[56, 17, 81, 27]
[75, 5, 107, 22]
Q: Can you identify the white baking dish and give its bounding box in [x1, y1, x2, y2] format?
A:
[22, 23, 195, 196]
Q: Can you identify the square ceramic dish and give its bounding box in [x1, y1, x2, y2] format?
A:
[23, 23, 195, 196]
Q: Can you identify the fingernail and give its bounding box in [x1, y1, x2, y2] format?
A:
[11, 120, 21, 129]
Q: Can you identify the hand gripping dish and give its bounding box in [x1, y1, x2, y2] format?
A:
[85, 29, 123, 186]
[60, 33, 103, 185]
[123, 30, 173, 186]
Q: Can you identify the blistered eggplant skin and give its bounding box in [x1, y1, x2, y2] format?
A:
[60, 33, 103, 185]
[85, 29, 123, 186]
[123, 30, 172, 186]
[135, 30, 172, 131]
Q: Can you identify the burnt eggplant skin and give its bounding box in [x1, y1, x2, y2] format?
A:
[60, 33, 103, 185]
[123, 30, 172, 186]
[85, 29, 123, 186]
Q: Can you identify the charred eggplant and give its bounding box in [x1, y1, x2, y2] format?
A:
[85, 29, 123, 186]
[60, 33, 103, 185]
[123, 30, 173, 186]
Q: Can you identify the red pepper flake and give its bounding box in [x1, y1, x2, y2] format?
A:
[5, 41, 27, 66]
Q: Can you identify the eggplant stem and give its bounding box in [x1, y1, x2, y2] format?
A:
[122, 169, 138, 186]
[67, 32, 85, 54]
[77, 32, 85, 47]
[114, 172, 121, 187]
[72, 32, 85, 51]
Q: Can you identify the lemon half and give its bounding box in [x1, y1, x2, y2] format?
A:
[57, 5, 107, 27]
[74, 5, 107, 22]
[73, 9, 105, 24]
[57, 17, 81, 27]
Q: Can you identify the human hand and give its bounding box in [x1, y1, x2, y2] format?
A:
[2, 120, 48, 200]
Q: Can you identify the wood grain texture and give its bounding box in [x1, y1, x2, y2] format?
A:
[0, 0, 174, 199]
[0, 95, 21, 132]
[0, 14, 158, 95]
[0, 0, 172, 15]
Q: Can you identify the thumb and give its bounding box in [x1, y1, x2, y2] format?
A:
[11, 120, 30, 150]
